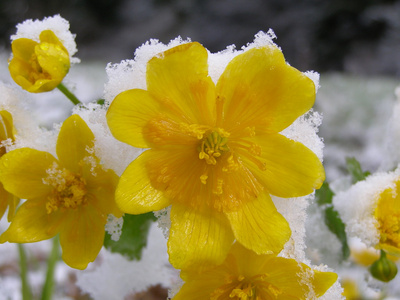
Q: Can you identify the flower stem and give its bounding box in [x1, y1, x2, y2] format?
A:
[40, 236, 60, 300]
[57, 83, 82, 105]
[18, 244, 32, 300]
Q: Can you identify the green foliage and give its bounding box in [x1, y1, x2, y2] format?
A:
[315, 182, 350, 260]
[104, 212, 157, 260]
[345, 157, 370, 183]
[96, 99, 105, 105]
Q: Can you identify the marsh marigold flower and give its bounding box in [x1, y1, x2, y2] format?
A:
[107, 42, 325, 269]
[172, 243, 338, 300]
[0, 110, 19, 221]
[0, 115, 121, 269]
[9, 29, 70, 93]
[374, 180, 400, 256]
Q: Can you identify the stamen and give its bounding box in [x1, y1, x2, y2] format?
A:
[213, 179, 224, 195]
[378, 212, 400, 248]
[200, 174, 208, 184]
[198, 130, 230, 165]
[44, 166, 88, 214]
[181, 123, 210, 139]
[222, 155, 240, 173]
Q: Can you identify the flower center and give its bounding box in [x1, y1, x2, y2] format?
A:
[198, 130, 230, 165]
[378, 211, 400, 248]
[44, 166, 88, 214]
[211, 274, 282, 300]
[28, 50, 50, 83]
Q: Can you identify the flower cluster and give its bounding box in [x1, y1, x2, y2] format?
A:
[0, 15, 343, 299]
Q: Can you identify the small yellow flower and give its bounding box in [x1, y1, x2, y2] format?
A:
[9, 30, 70, 93]
[0, 115, 122, 269]
[107, 42, 325, 269]
[341, 278, 361, 300]
[173, 243, 338, 300]
[374, 180, 400, 256]
[350, 241, 399, 267]
[0, 110, 19, 221]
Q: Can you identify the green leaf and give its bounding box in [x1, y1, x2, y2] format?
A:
[96, 99, 105, 105]
[324, 205, 350, 260]
[345, 157, 370, 183]
[104, 212, 156, 260]
[315, 181, 334, 205]
[315, 182, 350, 260]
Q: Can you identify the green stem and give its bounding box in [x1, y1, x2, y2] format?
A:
[40, 236, 60, 300]
[57, 83, 82, 105]
[18, 244, 32, 300]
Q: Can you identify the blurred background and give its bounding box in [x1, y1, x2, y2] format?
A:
[1, 0, 400, 75]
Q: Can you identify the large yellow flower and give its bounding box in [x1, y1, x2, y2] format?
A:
[107, 42, 325, 269]
[374, 180, 400, 256]
[0, 115, 122, 269]
[9, 30, 70, 93]
[0, 110, 19, 221]
[173, 243, 338, 300]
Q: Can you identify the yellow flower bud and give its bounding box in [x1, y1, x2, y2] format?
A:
[369, 250, 398, 282]
[8, 30, 70, 93]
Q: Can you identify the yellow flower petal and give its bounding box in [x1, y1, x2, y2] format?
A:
[228, 242, 272, 277]
[0, 198, 62, 243]
[225, 192, 290, 255]
[39, 30, 66, 48]
[168, 203, 234, 270]
[232, 242, 338, 298]
[6, 195, 19, 222]
[8, 54, 36, 91]
[107, 89, 164, 148]
[84, 162, 122, 218]
[0, 185, 9, 220]
[35, 31, 70, 80]
[147, 42, 216, 125]
[56, 115, 95, 173]
[257, 256, 325, 297]
[375, 184, 400, 218]
[0, 184, 19, 222]
[0, 148, 56, 199]
[216, 45, 315, 134]
[313, 269, 339, 297]
[10, 38, 37, 62]
[341, 278, 361, 300]
[0, 110, 16, 143]
[243, 133, 325, 198]
[116, 150, 170, 214]
[173, 267, 227, 300]
[59, 205, 106, 269]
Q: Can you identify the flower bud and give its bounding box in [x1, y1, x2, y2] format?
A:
[369, 250, 398, 282]
[9, 30, 70, 93]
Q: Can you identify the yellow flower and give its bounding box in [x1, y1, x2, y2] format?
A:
[341, 278, 361, 300]
[9, 30, 70, 93]
[0, 115, 121, 269]
[350, 241, 399, 267]
[107, 42, 325, 269]
[0, 110, 19, 221]
[173, 243, 338, 300]
[374, 180, 400, 256]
